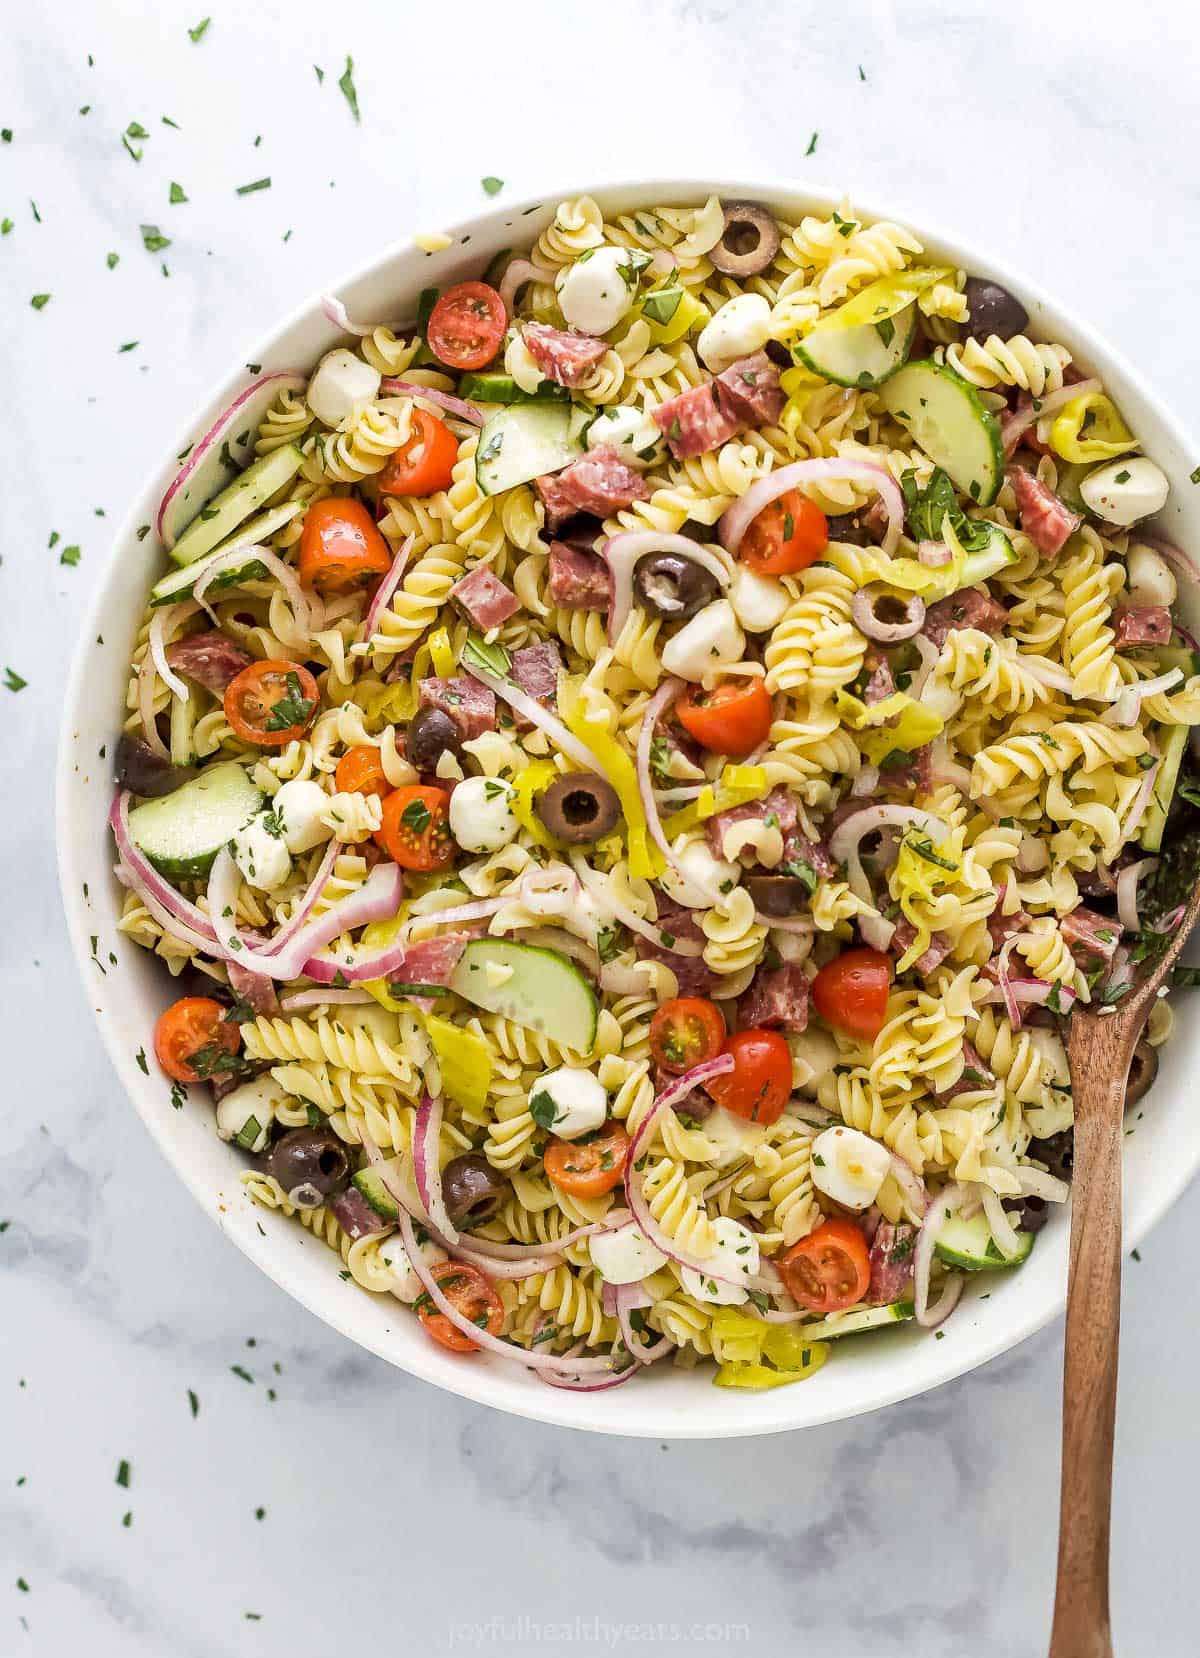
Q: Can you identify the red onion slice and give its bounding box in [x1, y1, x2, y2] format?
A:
[148, 602, 198, 701]
[1103, 668, 1183, 729]
[1116, 857, 1158, 932]
[632, 677, 725, 909]
[278, 988, 377, 1011]
[888, 1153, 930, 1219]
[993, 933, 1026, 1030]
[379, 379, 484, 426]
[413, 1094, 458, 1244]
[111, 791, 219, 945]
[980, 1185, 1026, 1262]
[1016, 1166, 1070, 1203]
[193, 542, 314, 640]
[1000, 377, 1101, 457]
[719, 458, 905, 558]
[569, 853, 703, 959]
[913, 1181, 968, 1327]
[918, 539, 953, 568]
[851, 585, 925, 643]
[363, 533, 414, 640]
[603, 533, 730, 649]
[320, 294, 375, 337]
[829, 803, 947, 943]
[498, 257, 555, 318]
[978, 979, 1077, 1015]
[462, 658, 604, 774]
[850, 764, 881, 798]
[1124, 755, 1160, 841]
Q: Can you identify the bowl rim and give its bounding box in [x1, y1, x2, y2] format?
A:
[56, 174, 1200, 1438]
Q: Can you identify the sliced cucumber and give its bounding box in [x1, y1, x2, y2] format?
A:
[169, 444, 304, 568]
[449, 939, 598, 1054]
[353, 1158, 403, 1222]
[459, 372, 569, 406]
[798, 1302, 915, 1342]
[474, 404, 589, 497]
[881, 360, 1005, 508]
[957, 522, 1019, 590]
[1141, 722, 1189, 853]
[1137, 645, 1200, 681]
[151, 498, 305, 606]
[1052, 459, 1094, 517]
[127, 760, 263, 878]
[934, 1211, 1033, 1271]
[793, 303, 917, 389]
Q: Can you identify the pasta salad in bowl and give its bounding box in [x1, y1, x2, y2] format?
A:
[59, 181, 1200, 1434]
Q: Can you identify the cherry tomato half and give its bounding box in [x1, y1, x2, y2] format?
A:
[649, 997, 726, 1076]
[154, 996, 241, 1084]
[426, 281, 507, 372]
[544, 1121, 630, 1199]
[377, 409, 458, 497]
[740, 490, 828, 577]
[417, 1260, 504, 1353]
[298, 497, 393, 596]
[335, 745, 390, 798]
[676, 679, 772, 757]
[778, 1218, 871, 1314]
[811, 948, 892, 1040]
[375, 784, 455, 871]
[223, 659, 319, 748]
[705, 1028, 792, 1125]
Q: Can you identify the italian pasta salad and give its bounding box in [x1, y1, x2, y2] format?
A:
[112, 193, 1199, 1394]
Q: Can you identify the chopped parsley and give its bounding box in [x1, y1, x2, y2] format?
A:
[187, 1389, 200, 1418]
[481, 176, 504, 197]
[188, 17, 211, 42]
[169, 181, 188, 204]
[236, 177, 271, 196]
[805, 132, 818, 157]
[399, 796, 432, 835]
[529, 1089, 559, 1131]
[264, 672, 315, 732]
[4, 668, 27, 692]
[30, 294, 50, 310]
[338, 56, 360, 123]
[115, 1459, 131, 1488]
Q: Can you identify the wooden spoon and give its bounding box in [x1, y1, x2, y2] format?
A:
[1048, 877, 1200, 1658]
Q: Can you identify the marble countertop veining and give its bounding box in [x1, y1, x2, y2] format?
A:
[3, 0, 1200, 1651]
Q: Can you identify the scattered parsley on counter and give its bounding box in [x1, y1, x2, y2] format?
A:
[1, 220, 12, 235]
[1191, 464, 1200, 485]
[60, 545, 81, 567]
[255, 1507, 265, 1521]
[106, 251, 119, 269]
[5, 668, 27, 691]
[162, 115, 180, 129]
[236, 177, 270, 196]
[231, 1364, 254, 1383]
[188, 17, 211, 42]
[115, 1459, 131, 1487]
[338, 56, 360, 121]
[1, 129, 11, 143]
[187, 1389, 199, 1418]
[122, 1511, 132, 1528]
[858, 63, 867, 80]
[16, 1578, 28, 1593]
[313, 64, 324, 83]
[30, 293, 50, 310]
[118, 341, 139, 352]
[482, 176, 503, 197]
[169, 181, 188, 204]
[805, 132, 818, 156]
[135, 1049, 149, 1075]
[141, 224, 171, 252]
[122, 132, 142, 162]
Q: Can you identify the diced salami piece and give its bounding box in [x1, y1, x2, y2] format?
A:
[393, 933, 471, 987]
[714, 351, 786, 426]
[862, 648, 896, 706]
[879, 743, 934, 797]
[539, 445, 651, 530]
[510, 641, 563, 710]
[521, 322, 607, 388]
[922, 588, 1009, 648]
[738, 962, 810, 1033]
[1061, 905, 1122, 970]
[635, 897, 719, 998]
[782, 831, 836, 880]
[330, 1186, 389, 1241]
[227, 959, 280, 1018]
[866, 1221, 918, 1306]
[986, 900, 1032, 954]
[1113, 605, 1172, 648]
[1007, 466, 1081, 556]
[449, 564, 520, 631]
[534, 472, 579, 533]
[548, 539, 611, 611]
[891, 920, 953, 975]
[165, 629, 254, 694]
[418, 675, 497, 740]
[653, 382, 743, 459]
[933, 1038, 996, 1103]
[707, 785, 797, 864]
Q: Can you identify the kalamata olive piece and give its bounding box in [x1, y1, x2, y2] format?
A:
[262, 1128, 351, 1208]
[537, 772, 621, 843]
[824, 510, 873, 547]
[407, 706, 463, 773]
[708, 200, 782, 278]
[1125, 1039, 1159, 1106]
[962, 277, 1029, 344]
[745, 874, 812, 918]
[633, 552, 720, 621]
[114, 732, 197, 797]
[442, 1154, 507, 1226]
[1003, 1194, 1051, 1235]
[1029, 1129, 1074, 1185]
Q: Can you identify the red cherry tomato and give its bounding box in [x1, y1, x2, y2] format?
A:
[375, 785, 454, 871]
[649, 998, 726, 1075]
[811, 948, 893, 1039]
[544, 1122, 630, 1199]
[426, 281, 507, 371]
[377, 409, 458, 497]
[298, 497, 392, 595]
[704, 1028, 792, 1125]
[778, 1219, 871, 1314]
[335, 745, 390, 798]
[739, 490, 828, 576]
[154, 996, 241, 1083]
[417, 1260, 504, 1353]
[676, 679, 772, 757]
[223, 660, 319, 748]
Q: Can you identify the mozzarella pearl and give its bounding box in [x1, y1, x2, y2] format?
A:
[273, 779, 337, 854]
[231, 814, 292, 892]
[679, 1217, 761, 1306]
[377, 1231, 448, 1303]
[586, 404, 663, 469]
[660, 599, 746, 683]
[1125, 542, 1178, 609]
[556, 246, 637, 336]
[447, 775, 519, 853]
[728, 564, 790, 633]
[214, 1076, 285, 1153]
[530, 1066, 607, 1140]
[697, 294, 772, 372]
[810, 1125, 891, 1210]
[589, 1224, 667, 1285]
[1079, 457, 1170, 528]
[659, 837, 739, 909]
[307, 349, 381, 428]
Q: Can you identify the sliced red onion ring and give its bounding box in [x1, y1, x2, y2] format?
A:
[601, 1277, 654, 1318]
[993, 932, 1027, 1030]
[633, 676, 726, 909]
[136, 638, 171, 760]
[1151, 904, 1186, 936]
[618, 1305, 673, 1366]
[921, 1271, 964, 1329]
[1171, 622, 1200, 652]
[1104, 668, 1183, 729]
[719, 459, 905, 558]
[148, 602, 197, 701]
[913, 1182, 968, 1327]
[1136, 532, 1200, 586]
[1124, 755, 1160, 841]
[1116, 857, 1158, 932]
[981, 1185, 1026, 1261]
[193, 542, 315, 640]
[851, 585, 925, 643]
[1021, 658, 1075, 695]
[1000, 377, 1101, 456]
[918, 539, 953, 568]
[598, 958, 657, 995]
[888, 1153, 930, 1219]
[363, 533, 414, 640]
[569, 851, 703, 958]
[379, 379, 484, 426]
[413, 1095, 458, 1244]
[979, 979, 1077, 1015]
[303, 902, 500, 986]
[603, 533, 730, 648]
[111, 791, 219, 945]
[462, 658, 604, 773]
[829, 804, 947, 943]
[539, 1356, 642, 1392]
[909, 635, 941, 702]
[1016, 1166, 1070, 1203]
[498, 257, 556, 317]
[320, 294, 376, 337]
[850, 764, 881, 798]
[114, 862, 219, 956]
[510, 926, 601, 978]
[278, 987, 377, 1010]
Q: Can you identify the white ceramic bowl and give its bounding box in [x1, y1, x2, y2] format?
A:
[57, 179, 1200, 1438]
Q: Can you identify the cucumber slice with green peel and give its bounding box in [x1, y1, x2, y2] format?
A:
[880, 360, 1006, 508]
[934, 1211, 1033, 1271]
[459, 372, 570, 406]
[127, 760, 263, 878]
[1051, 459, 1094, 516]
[169, 444, 304, 568]
[449, 939, 598, 1053]
[1140, 722, 1189, 853]
[150, 500, 304, 606]
[956, 522, 1019, 589]
[798, 1303, 915, 1342]
[353, 1158, 404, 1221]
[474, 404, 589, 497]
[793, 303, 917, 389]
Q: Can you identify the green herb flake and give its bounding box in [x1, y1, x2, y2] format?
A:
[188, 17, 211, 41]
[141, 224, 170, 254]
[187, 1388, 200, 1418]
[1, 219, 12, 235]
[106, 251, 119, 269]
[1190, 465, 1200, 485]
[122, 1511, 132, 1528]
[481, 176, 504, 197]
[529, 1089, 559, 1131]
[169, 181, 188, 204]
[162, 115, 180, 129]
[4, 668, 27, 692]
[338, 56, 360, 122]
[231, 1364, 254, 1384]
[314, 64, 325, 83]
[805, 132, 819, 157]
[118, 340, 139, 353]
[236, 177, 271, 196]
[60, 544, 81, 567]
[0, 129, 10, 143]
[30, 294, 51, 310]
[115, 1459, 131, 1488]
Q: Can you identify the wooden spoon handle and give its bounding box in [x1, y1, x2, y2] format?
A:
[1048, 1035, 1133, 1658]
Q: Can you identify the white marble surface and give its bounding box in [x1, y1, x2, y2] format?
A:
[4, 0, 1200, 1651]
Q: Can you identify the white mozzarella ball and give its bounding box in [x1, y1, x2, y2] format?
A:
[660, 599, 746, 683]
[214, 1076, 286, 1153]
[556, 246, 637, 336]
[589, 1224, 668, 1285]
[232, 814, 292, 892]
[679, 1217, 761, 1305]
[1079, 457, 1169, 528]
[530, 1066, 607, 1140]
[447, 775, 519, 853]
[810, 1125, 891, 1210]
[1125, 542, 1178, 609]
[273, 779, 336, 854]
[658, 838, 739, 909]
[377, 1230, 448, 1303]
[697, 294, 772, 372]
[728, 564, 790, 633]
[585, 404, 663, 468]
[306, 349, 381, 428]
